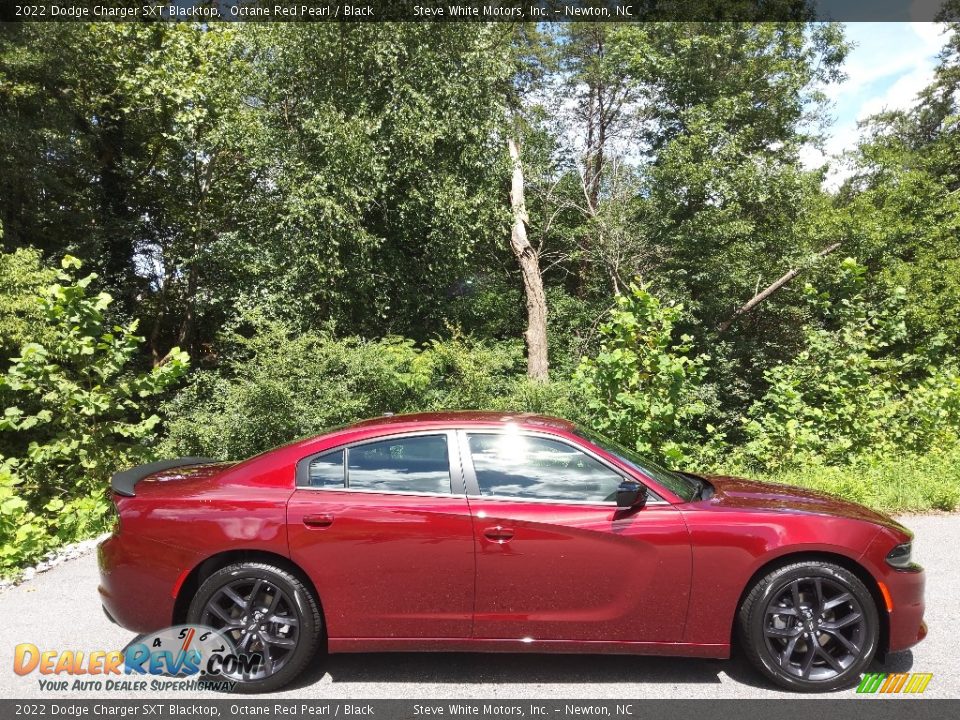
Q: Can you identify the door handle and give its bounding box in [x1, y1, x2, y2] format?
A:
[483, 525, 514, 543]
[303, 513, 334, 529]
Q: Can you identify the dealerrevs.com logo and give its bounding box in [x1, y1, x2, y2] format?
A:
[13, 625, 260, 692]
[856, 672, 934, 694]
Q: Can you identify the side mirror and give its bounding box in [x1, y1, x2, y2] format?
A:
[616, 480, 647, 508]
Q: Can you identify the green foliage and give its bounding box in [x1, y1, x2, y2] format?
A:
[573, 282, 713, 465]
[719, 447, 960, 514]
[839, 28, 960, 346]
[0, 248, 56, 359]
[0, 457, 48, 575]
[2, 22, 960, 582]
[0, 257, 188, 576]
[743, 259, 960, 469]
[162, 320, 577, 461]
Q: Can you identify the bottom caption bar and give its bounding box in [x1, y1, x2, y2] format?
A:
[7, 700, 959, 720]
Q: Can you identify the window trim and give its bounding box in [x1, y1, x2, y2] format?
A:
[457, 428, 666, 507]
[295, 430, 465, 497]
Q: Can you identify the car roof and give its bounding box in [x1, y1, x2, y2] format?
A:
[347, 411, 577, 433]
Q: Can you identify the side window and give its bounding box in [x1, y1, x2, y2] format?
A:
[347, 435, 452, 494]
[467, 433, 623, 502]
[306, 449, 345, 488]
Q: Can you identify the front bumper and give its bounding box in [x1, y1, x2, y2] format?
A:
[884, 564, 927, 653]
[862, 531, 927, 654]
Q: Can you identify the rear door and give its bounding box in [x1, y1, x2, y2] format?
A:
[461, 429, 691, 644]
[286, 431, 475, 640]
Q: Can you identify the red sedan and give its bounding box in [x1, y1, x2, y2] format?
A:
[98, 412, 926, 693]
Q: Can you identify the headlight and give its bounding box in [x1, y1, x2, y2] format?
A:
[885, 541, 913, 569]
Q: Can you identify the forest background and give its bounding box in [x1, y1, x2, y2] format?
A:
[1, 18, 959, 576]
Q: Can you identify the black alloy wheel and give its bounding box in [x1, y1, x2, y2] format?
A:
[187, 562, 322, 693]
[739, 560, 879, 691]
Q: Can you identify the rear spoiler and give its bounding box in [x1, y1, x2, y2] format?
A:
[111, 457, 217, 497]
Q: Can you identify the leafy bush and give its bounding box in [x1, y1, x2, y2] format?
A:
[0, 248, 56, 360]
[573, 282, 713, 465]
[162, 320, 579, 460]
[0, 257, 189, 577]
[715, 447, 960, 514]
[743, 259, 960, 469]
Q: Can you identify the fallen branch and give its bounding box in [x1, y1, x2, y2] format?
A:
[718, 242, 842, 333]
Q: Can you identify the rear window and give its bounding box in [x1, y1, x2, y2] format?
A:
[306, 450, 345, 488]
[348, 435, 451, 494]
[297, 434, 452, 494]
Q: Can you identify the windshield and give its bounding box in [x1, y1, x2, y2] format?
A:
[575, 427, 698, 502]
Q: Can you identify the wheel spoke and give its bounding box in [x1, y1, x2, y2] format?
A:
[790, 580, 802, 611]
[799, 642, 817, 679]
[779, 635, 800, 667]
[267, 588, 282, 613]
[260, 647, 273, 677]
[207, 603, 241, 627]
[262, 633, 297, 648]
[823, 592, 852, 611]
[767, 625, 802, 638]
[816, 645, 844, 673]
[822, 628, 860, 655]
[246, 580, 263, 612]
[222, 586, 247, 610]
[813, 578, 825, 613]
[821, 611, 862, 630]
[267, 613, 298, 626]
[766, 605, 798, 616]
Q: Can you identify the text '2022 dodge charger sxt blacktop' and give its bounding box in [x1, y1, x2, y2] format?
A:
[98, 412, 926, 693]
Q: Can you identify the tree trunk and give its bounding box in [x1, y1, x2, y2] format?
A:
[719, 242, 843, 332]
[508, 137, 549, 381]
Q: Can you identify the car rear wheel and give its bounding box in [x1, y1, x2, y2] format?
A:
[187, 562, 322, 693]
[738, 560, 879, 692]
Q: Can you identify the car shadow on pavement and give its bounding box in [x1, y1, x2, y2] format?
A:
[284, 648, 916, 692]
[288, 652, 730, 689]
[117, 631, 914, 693]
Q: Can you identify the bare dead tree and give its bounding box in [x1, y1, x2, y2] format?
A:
[508, 137, 549, 381]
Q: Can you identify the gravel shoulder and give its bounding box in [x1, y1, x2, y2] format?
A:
[2, 514, 956, 700]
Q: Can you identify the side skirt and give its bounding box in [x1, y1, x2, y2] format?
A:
[327, 638, 730, 659]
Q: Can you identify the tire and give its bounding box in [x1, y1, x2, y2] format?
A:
[187, 562, 323, 693]
[738, 560, 879, 692]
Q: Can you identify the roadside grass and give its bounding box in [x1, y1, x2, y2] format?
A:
[715, 447, 960, 514]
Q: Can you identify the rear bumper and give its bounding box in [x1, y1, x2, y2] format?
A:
[97, 532, 193, 634]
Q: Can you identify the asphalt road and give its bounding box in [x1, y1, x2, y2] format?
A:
[2, 514, 957, 700]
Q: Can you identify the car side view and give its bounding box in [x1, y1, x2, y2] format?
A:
[98, 412, 926, 693]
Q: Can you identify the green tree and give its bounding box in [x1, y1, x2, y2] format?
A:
[743, 259, 960, 469]
[838, 24, 960, 346]
[574, 282, 711, 464]
[0, 257, 189, 575]
[0, 247, 56, 360]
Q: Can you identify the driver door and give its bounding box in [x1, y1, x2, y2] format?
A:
[461, 430, 692, 644]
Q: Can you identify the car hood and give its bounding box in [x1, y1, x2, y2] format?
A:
[701, 474, 910, 535]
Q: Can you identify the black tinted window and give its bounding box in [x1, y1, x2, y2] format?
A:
[467, 433, 622, 502]
[348, 435, 451, 494]
[306, 450, 345, 488]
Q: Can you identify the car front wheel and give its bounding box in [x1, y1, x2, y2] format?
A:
[186, 561, 322, 693]
[738, 560, 879, 692]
